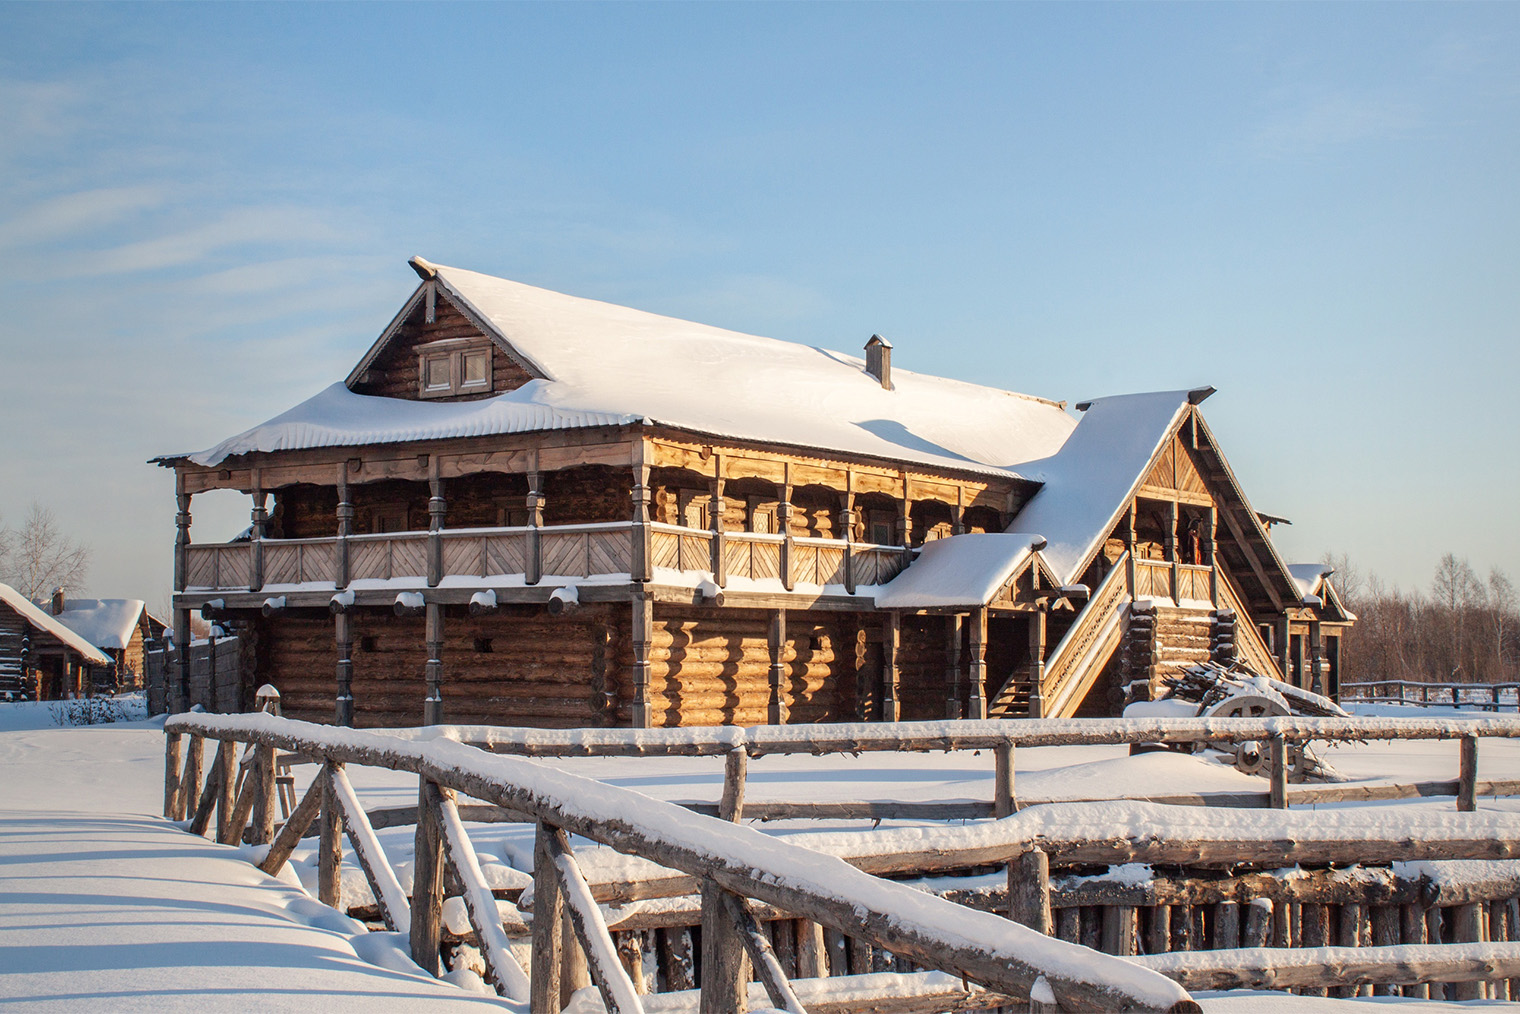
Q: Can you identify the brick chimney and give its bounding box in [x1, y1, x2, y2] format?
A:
[864, 334, 893, 390]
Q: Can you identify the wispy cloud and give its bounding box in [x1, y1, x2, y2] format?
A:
[1247, 90, 1419, 159]
[0, 185, 170, 249]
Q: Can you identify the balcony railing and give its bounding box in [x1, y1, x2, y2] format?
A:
[182, 520, 909, 595]
[1134, 558, 1215, 603]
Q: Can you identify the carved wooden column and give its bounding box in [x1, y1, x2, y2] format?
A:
[944, 614, 963, 719]
[841, 472, 856, 595]
[897, 472, 913, 562]
[630, 592, 653, 728]
[1309, 620, 1324, 695]
[881, 612, 901, 722]
[173, 482, 192, 714]
[335, 463, 353, 589]
[526, 469, 543, 586]
[968, 607, 988, 719]
[1205, 505, 1219, 606]
[709, 455, 726, 587]
[1277, 614, 1292, 680]
[1027, 610, 1047, 718]
[426, 461, 445, 588]
[1124, 501, 1138, 596]
[631, 448, 653, 583]
[423, 601, 444, 725]
[778, 464, 795, 592]
[250, 476, 268, 592]
[333, 611, 354, 727]
[1165, 500, 1180, 603]
[767, 609, 787, 725]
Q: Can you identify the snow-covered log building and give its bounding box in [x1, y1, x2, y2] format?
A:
[152, 258, 1351, 727]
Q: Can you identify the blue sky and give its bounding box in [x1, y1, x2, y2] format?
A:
[1, 2, 1517, 605]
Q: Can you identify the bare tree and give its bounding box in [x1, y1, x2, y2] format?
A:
[1319, 551, 1364, 609]
[1, 504, 91, 601]
[1492, 568, 1517, 679]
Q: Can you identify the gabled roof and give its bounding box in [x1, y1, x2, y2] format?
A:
[872, 533, 1052, 610]
[48, 599, 152, 652]
[173, 260, 1078, 477]
[0, 584, 113, 666]
[1288, 564, 1357, 621]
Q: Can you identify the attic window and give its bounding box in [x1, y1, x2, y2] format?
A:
[417, 338, 492, 398]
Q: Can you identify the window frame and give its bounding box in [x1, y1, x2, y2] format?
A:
[416, 338, 493, 399]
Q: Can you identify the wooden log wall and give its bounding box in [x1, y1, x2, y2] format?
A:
[611, 607, 864, 728]
[256, 608, 617, 729]
[1152, 606, 1213, 683]
[349, 292, 536, 401]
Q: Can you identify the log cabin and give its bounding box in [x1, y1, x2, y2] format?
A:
[152, 257, 1351, 728]
[45, 592, 167, 694]
[0, 583, 113, 701]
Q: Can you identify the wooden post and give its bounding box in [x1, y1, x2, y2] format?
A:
[631, 445, 653, 584]
[527, 468, 543, 586]
[1124, 501, 1138, 596]
[214, 738, 236, 843]
[1453, 902, 1484, 1000]
[709, 460, 727, 587]
[630, 592, 653, 729]
[423, 601, 444, 726]
[897, 471, 912, 561]
[250, 480, 268, 592]
[881, 612, 900, 722]
[1205, 505, 1219, 607]
[175, 606, 193, 714]
[410, 779, 446, 976]
[173, 484, 191, 597]
[1166, 500, 1179, 603]
[968, 606, 987, 719]
[700, 881, 749, 1013]
[335, 463, 353, 588]
[994, 741, 1015, 817]
[531, 822, 566, 1013]
[944, 613, 963, 719]
[778, 463, 794, 591]
[1309, 621, 1325, 696]
[1277, 615, 1292, 684]
[767, 609, 787, 725]
[318, 762, 343, 908]
[426, 466, 445, 588]
[1009, 848, 1051, 935]
[1269, 733, 1288, 809]
[1027, 610, 1046, 719]
[252, 742, 276, 845]
[1105, 906, 1138, 956]
[720, 746, 747, 823]
[841, 474, 855, 595]
[180, 734, 205, 821]
[164, 731, 183, 818]
[334, 611, 354, 728]
[1459, 734, 1478, 812]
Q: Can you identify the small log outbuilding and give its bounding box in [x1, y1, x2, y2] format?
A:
[152, 258, 1351, 728]
[0, 583, 114, 701]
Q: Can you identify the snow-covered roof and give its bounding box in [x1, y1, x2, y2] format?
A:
[174, 261, 1079, 477]
[1004, 390, 1197, 585]
[48, 599, 149, 652]
[0, 585, 113, 666]
[872, 533, 1043, 610]
[1287, 563, 1332, 601]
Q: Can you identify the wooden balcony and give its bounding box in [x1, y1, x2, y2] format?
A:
[1134, 558, 1215, 603]
[182, 521, 909, 595]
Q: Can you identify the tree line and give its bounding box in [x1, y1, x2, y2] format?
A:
[1328, 552, 1518, 685]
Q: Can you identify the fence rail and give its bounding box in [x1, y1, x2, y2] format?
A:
[1343, 680, 1520, 713]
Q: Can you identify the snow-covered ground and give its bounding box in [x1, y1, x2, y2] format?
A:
[0, 700, 1515, 1010]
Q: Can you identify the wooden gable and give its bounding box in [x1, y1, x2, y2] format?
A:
[1138, 435, 1211, 505]
[349, 285, 540, 402]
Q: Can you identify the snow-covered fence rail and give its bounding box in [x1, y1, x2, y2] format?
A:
[1342, 680, 1520, 712]
[161, 712, 1201, 1014]
[413, 714, 1520, 815]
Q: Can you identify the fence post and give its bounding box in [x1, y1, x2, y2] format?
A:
[410, 779, 446, 976]
[1459, 734, 1478, 813]
[531, 822, 566, 1013]
[700, 880, 749, 1013]
[252, 742, 276, 844]
[994, 741, 1016, 818]
[1269, 734, 1287, 810]
[318, 762, 343, 908]
[1009, 847, 1051, 935]
[164, 731, 183, 819]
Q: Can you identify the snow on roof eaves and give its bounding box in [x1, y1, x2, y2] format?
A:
[1004, 391, 1195, 585]
[873, 533, 1041, 610]
[50, 599, 147, 651]
[0, 585, 113, 665]
[171, 262, 1079, 476]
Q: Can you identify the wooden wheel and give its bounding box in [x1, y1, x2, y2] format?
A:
[1207, 694, 1308, 780]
